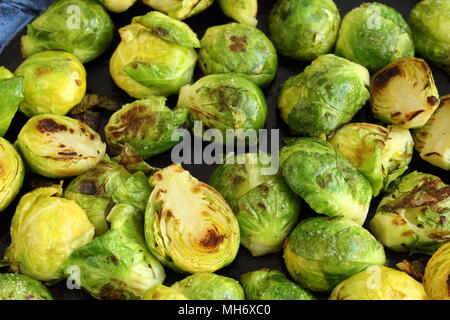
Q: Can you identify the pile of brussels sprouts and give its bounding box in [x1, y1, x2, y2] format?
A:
[0, 0, 449, 301]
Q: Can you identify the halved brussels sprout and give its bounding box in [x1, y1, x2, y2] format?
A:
[16, 114, 106, 178]
[209, 153, 300, 256]
[142, 284, 188, 300]
[329, 123, 414, 196]
[423, 242, 450, 300]
[370, 171, 450, 255]
[98, 0, 137, 12]
[409, 0, 450, 75]
[0, 66, 23, 136]
[21, 0, 114, 63]
[335, 2, 415, 72]
[330, 266, 428, 300]
[199, 23, 278, 88]
[61, 204, 165, 300]
[0, 273, 53, 300]
[142, 0, 214, 20]
[370, 57, 439, 129]
[4, 184, 95, 281]
[278, 54, 370, 137]
[413, 95, 450, 170]
[268, 0, 341, 61]
[110, 12, 198, 98]
[0, 137, 24, 213]
[280, 138, 372, 225]
[105, 97, 191, 158]
[15, 51, 87, 117]
[144, 164, 240, 273]
[219, 0, 258, 26]
[284, 217, 386, 292]
[240, 269, 315, 300]
[171, 273, 245, 300]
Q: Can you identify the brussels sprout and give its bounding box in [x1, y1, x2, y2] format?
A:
[240, 269, 315, 300]
[278, 54, 370, 137]
[268, 0, 341, 61]
[98, 0, 137, 12]
[0, 67, 23, 136]
[335, 2, 415, 73]
[110, 12, 198, 99]
[142, 0, 214, 20]
[199, 23, 278, 88]
[61, 204, 165, 300]
[370, 171, 450, 255]
[171, 273, 245, 300]
[21, 0, 114, 63]
[330, 266, 428, 300]
[413, 95, 450, 170]
[144, 164, 240, 273]
[105, 97, 191, 158]
[423, 242, 450, 300]
[284, 217, 386, 292]
[142, 284, 188, 300]
[4, 184, 95, 281]
[16, 114, 106, 178]
[0, 138, 24, 213]
[329, 123, 414, 196]
[209, 153, 300, 256]
[409, 0, 450, 75]
[370, 57, 439, 129]
[14, 51, 87, 117]
[280, 138, 372, 225]
[176, 74, 267, 141]
[219, 0, 258, 26]
[0, 273, 53, 300]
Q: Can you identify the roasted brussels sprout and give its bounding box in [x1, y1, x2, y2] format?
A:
[219, 0, 258, 26]
[61, 204, 165, 300]
[142, 0, 214, 20]
[98, 0, 137, 12]
[268, 0, 341, 61]
[142, 284, 188, 300]
[171, 273, 245, 300]
[413, 95, 450, 170]
[280, 138, 372, 225]
[199, 23, 278, 88]
[370, 57, 439, 129]
[144, 164, 240, 273]
[0, 273, 53, 300]
[0, 66, 23, 136]
[209, 153, 300, 256]
[329, 123, 414, 196]
[330, 266, 428, 300]
[284, 217, 386, 292]
[240, 269, 315, 300]
[15, 51, 86, 117]
[278, 54, 370, 137]
[370, 171, 450, 255]
[16, 114, 106, 178]
[423, 242, 450, 300]
[4, 185, 95, 281]
[110, 12, 198, 98]
[335, 2, 415, 72]
[0, 138, 24, 213]
[409, 0, 450, 74]
[21, 0, 113, 63]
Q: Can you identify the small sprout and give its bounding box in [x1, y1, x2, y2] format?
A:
[0, 137, 24, 213]
[98, 0, 137, 13]
[142, 284, 188, 300]
[142, 0, 214, 20]
[0, 66, 23, 136]
[219, 0, 258, 27]
[423, 242, 450, 300]
[0, 274, 53, 300]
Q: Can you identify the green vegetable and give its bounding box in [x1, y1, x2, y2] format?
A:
[219, 0, 258, 26]
[98, 0, 137, 12]
[142, 0, 214, 20]
[0, 273, 53, 300]
[0, 137, 24, 213]
[0, 66, 23, 136]
[142, 284, 188, 300]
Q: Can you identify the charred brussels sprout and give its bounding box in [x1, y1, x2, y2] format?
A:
[240, 269, 315, 300]
[219, 0, 258, 26]
[284, 217, 386, 292]
[98, 0, 137, 12]
[0, 138, 24, 213]
[329, 123, 414, 196]
[0, 274, 53, 300]
[0, 67, 23, 136]
[4, 185, 95, 281]
[199, 23, 278, 88]
[21, 0, 113, 63]
[330, 266, 428, 300]
[423, 242, 450, 300]
[413, 95, 450, 170]
[280, 138, 372, 225]
[142, 284, 188, 300]
[16, 114, 106, 178]
[370, 57, 439, 129]
[144, 164, 240, 273]
[209, 153, 300, 256]
[370, 171, 450, 255]
[110, 11, 198, 98]
[278, 54, 370, 137]
[142, 0, 214, 20]
[335, 2, 414, 72]
[268, 0, 341, 61]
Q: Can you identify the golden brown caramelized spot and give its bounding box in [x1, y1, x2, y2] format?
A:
[396, 259, 426, 281]
[108, 255, 119, 265]
[200, 228, 225, 249]
[428, 231, 450, 241]
[99, 283, 127, 300]
[229, 35, 247, 52]
[390, 112, 402, 118]
[401, 230, 414, 237]
[373, 66, 401, 88]
[75, 79, 82, 86]
[79, 180, 97, 195]
[406, 110, 425, 120]
[427, 96, 438, 106]
[36, 119, 67, 133]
